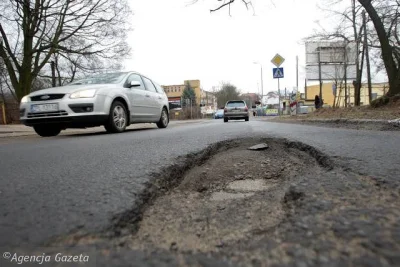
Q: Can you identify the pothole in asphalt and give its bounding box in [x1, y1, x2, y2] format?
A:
[125, 137, 332, 254]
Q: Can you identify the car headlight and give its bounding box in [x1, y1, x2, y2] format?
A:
[21, 95, 30, 103]
[70, 89, 96, 99]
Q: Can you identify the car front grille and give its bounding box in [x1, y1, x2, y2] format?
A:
[27, 110, 68, 118]
[30, 94, 65, 102]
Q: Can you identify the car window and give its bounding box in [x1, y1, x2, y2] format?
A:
[142, 76, 158, 93]
[153, 82, 165, 94]
[226, 101, 246, 108]
[69, 72, 128, 85]
[125, 74, 145, 90]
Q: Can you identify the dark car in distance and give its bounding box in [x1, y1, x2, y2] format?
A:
[223, 100, 249, 122]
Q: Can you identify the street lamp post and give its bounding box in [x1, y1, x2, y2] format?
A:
[253, 62, 264, 114]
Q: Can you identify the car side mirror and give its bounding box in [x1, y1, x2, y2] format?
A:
[130, 81, 141, 87]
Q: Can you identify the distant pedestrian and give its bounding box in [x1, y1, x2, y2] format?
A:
[315, 95, 321, 109]
[253, 111, 256, 117]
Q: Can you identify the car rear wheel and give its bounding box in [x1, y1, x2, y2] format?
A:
[156, 108, 169, 128]
[224, 118, 228, 123]
[245, 116, 249, 121]
[33, 125, 61, 137]
[105, 101, 128, 133]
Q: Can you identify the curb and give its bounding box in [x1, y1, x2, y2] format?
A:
[0, 124, 157, 138]
[271, 117, 400, 129]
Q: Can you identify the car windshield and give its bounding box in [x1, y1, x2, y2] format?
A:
[226, 101, 245, 108]
[69, 73, 127, 85]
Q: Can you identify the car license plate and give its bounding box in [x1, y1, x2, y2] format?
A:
[31, 103, 59, 113]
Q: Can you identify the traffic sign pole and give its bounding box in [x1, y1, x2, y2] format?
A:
[278, 78, 281, 116]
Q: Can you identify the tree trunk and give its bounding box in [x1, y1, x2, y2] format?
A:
[358, 0, 400, 96]
[352, 0, 362, 106]
[17, 61, 33, 100]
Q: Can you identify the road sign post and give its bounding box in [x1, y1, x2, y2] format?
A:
[278, 78, 281, 115]
[271, 54, 285, 116]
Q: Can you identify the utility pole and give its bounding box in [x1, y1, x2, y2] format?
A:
[296, 56, 299, 91]
[254, 62, 264, 115]
[344, 47, 348, 107]
[363, 10, 372, 104]
[318, 50, 323, 102]
[260, 65, 264, 108]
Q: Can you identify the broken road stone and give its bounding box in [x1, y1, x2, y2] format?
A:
[388, 118, 400, 126]
[170, 242, 178, 251]
[248, 143, 269, 151]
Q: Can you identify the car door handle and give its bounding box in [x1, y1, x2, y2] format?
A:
[145, 94, 150, 97]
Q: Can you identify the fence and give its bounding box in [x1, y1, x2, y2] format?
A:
[169, 107, 203, 120]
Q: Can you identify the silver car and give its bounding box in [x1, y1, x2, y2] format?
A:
[223, 100, 249, 122]
[19, 72, 170, 137]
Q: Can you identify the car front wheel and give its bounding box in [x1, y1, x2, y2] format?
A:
[224, 118, 228, 123]
[157, 108, 169, 128]
[33, 125, 61, 137]
[105, 101, 128, 133]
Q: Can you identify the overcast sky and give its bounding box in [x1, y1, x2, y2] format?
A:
[123, 0, 384, 95]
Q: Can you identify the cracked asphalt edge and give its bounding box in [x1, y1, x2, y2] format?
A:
[270, 118, 400, 131]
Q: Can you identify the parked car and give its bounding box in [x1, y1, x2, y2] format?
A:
[223, 100, 249, 122]
[19, 72, 170, 137]
[214, 109, 224, 119]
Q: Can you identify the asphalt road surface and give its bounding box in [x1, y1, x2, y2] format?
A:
[0, 118, 399, 251]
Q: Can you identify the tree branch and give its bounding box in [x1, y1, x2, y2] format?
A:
[211, 0, 235, 12]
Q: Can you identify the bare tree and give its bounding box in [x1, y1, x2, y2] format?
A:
[359, 0, 399, 97]
[0, 0, 132, 101]
[213, 82, 242, 107]
[204, 0, 400, 98]
[305, 0, 367, 106]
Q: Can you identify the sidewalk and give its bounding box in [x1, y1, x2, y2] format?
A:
[0, 119, 210, 138]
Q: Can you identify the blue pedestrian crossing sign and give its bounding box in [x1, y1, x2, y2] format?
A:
[273, 68, 284, 79]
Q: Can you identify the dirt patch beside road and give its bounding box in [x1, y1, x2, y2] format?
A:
[272, 100, 400, 131]
[306, 99, 400, 120]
